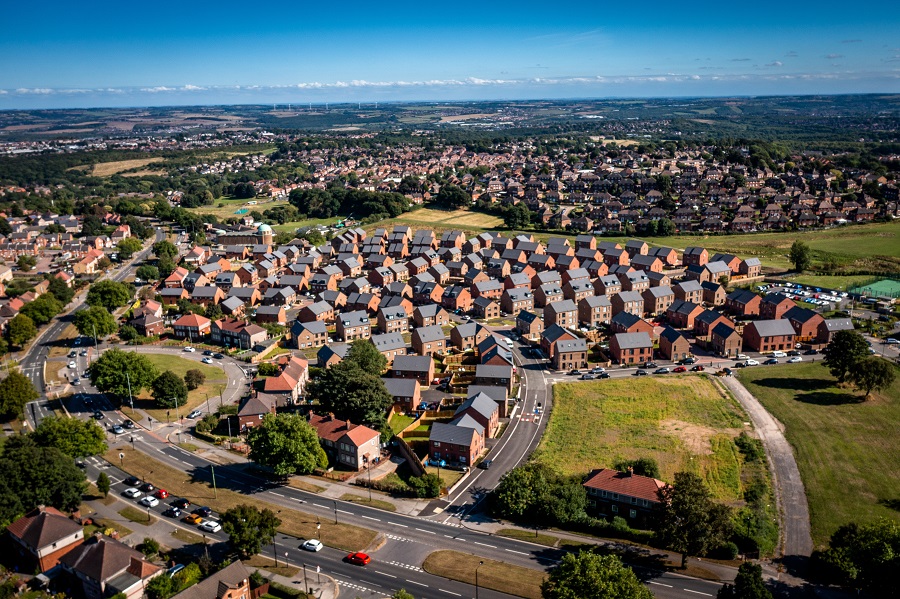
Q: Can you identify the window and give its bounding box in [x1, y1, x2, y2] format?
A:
[611, 505, 618, 513]
[630, 509, 637, 519]
[433, 442, 440, 447]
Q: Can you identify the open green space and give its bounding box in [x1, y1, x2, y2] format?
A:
[130, 353, 227, 422]
[737, 361, 900, 546]
[536, 376, 748, 501]
[118, 506, 157, 526]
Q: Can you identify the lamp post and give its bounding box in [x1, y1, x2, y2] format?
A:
[475, 560, 484, 599]
[332, 500, 338, 525]
[126, 371, 134, 410]
[210, 465, 218, 499]
[205, 392, 211, 414]
[316, 519, 321, 539]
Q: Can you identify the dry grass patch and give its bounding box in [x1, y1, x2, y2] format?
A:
[537, 376, 746, 501]
[395, 208, 503, 229]
[171, 528, 205, 545]
[119, 506, 157, 526]
[104, 447, 377, 552]
[243, 554, 300, 577]
[285, 477, 325, 494]
[339, 493, 396, 512]
[91, 158, 164, 177]
[423, 550, 546, 599]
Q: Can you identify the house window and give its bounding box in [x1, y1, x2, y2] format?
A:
[433, 442, 440, 447]
[611, 505, 618, 513]
[630, 509, 637, 519]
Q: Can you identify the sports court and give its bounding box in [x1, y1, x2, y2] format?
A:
[850, 278, 900, 298]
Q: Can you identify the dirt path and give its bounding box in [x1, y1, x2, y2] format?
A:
[720, 376, 813, 559]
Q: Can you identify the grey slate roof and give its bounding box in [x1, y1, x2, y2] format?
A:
[429, 422, 478, 446]
[613, 332, 653, 349]
[749, 319, 796, 337]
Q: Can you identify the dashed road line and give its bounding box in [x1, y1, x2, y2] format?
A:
[650, 581, 673, 588]
[415, 528, 436, 534]
[473, 541, 496, 548]
[389, 522, 408, 528]
[439, 590, 461, 597]
[362, 515, 380, 521]
[375, 571, 397, 578]
[684, 590, 712, 597]
[271, 492, 285, 497]
[504, 549, 528, 555]
[405, 580, 428, 588]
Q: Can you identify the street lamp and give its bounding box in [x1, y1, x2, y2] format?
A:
[332, 500, 338, 525]
[475, 560, 485, 599]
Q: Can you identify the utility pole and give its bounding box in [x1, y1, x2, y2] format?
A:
[210, 465, 218, 498]
[205, 392, 210, 414]
[333, 500, 338, 524]
[126, 371, 134, 410]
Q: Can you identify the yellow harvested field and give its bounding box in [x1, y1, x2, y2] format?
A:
[398, 208, 503, 228]
[91, 158, 165, 177]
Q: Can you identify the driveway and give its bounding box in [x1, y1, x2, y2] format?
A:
[719, 376, 813, 559]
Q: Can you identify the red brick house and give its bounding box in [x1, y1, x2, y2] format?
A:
[658, 327, 691, 361]
[7, 506, 84, 573]
[743, 319, 796, 352]
[760, 293, 795, 320]
[725, 289, 761, 317]
[308, 412, 381, 471]
[429, 422, 484, 468]
[583, 468, 666, 527]
[391, 355, 435, 385]
[666, 299, 704, 329]
[609, 332, 653, 365]
[453, 392, 500, 438]
[711, 323, 742, 357]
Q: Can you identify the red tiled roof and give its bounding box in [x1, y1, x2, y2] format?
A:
[7, 506, 82, 549]
[308, 412, 378, 446]
[583, 468, 666, 503]
[173, 314, 211, 328]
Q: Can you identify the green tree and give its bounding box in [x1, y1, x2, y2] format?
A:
[220, 503, 282, 558]
[717, 563, 773, 599]
[184, 368, 206, 391]
[173, 563, 201, 590]
[246, 413, 328, 476]
[653, 472, 733, 568]
[392, 591, 415, 599]
[822, 330, 870, 383]
[0, 369, 38, 421]
[158, 255, 176, 278]
[97, 472, 111, 498]
[504, 203, 531, 229]
[47, 276, 75, 304]
[16, 255, 37, 272]
[85, 280, 133, 311]
[0, 435, 86, 513]
[152, 370, 188, 408]
[117, 237, 143, 260]
[813, 518, 899, 595]
[847, 357, 896, 398]
[490, 462, 586, 525]
[612, 457, 661, 479]
[6, 313, 38, 348]
[145, 573, 175, 599]
[541, 552, 652, 599]
[347, 338, 388, 374]
[307, 361, 393, 431]
[789, 240, 811, 272]
[74, 306, 118, 339]
[140, 537, 160, 557]
[89, 348, 159, 399]
[152, 240, 179, 261]
[435, 184, 472, 209]
[20, 293, 64, 326]
[657, 218, 676, 236]
[257, 362, 279, 377]
[135, 265, 160, 281]
[31, 415, 108, 457]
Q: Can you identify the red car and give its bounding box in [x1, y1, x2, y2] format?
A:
[154, 489, 169, 499]
[345, 552, 371, 566]
[690, 365, 705, 372]
[673, 366, 687, 373]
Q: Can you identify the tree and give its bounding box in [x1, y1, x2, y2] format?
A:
[31, 415, 108, 457]
[145, 574, 175, 599]
[813, 518, 899, 595]
[152, 240, 179, 261]
[246, 413, 328, 476]
[0, 369, 38, 421]
[541, 552, 652, 599]
[184, 369, 206, 391]
[47, 276, 75, 304]
[152, 370, 188, 408]
[653, 472, 733, 568]
[613, 457, 661, 479]
[717, 563, 773, 599]
[20, 294, 64, 326]
[136, 265, 160, 281]
[140, 537, 160, 557]
[847, 357, 896, 398]
[16, 255, 37, 272]
[789, 240, 811, 272]
[117, 237, 143, 260]
[85, 280, 133, 311]
[0, 436, 86, 514]
[435, 184, 472, 209]
[657, 218, 676, 236]
[822, 330, 870, 383]
[490, 462, 586, 525]
[74, 306, 118, 339]
[307, 361, 393, 432]
[392, 591, 415, 599]
[158, 255, 176, 278]
[347, 339, 388, 374]
[221, 503, 282, 557]
[204, 302, 223, 321]
[6, 313, 37, 348]
[89, 348, 159, 399]
[97, 472, 111, 498]
[504, 203, 531, 229]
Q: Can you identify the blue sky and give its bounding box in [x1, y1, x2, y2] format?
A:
[1, 0, 898, 109]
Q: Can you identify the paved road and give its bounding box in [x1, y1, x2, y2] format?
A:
[719, 376, 813, 559]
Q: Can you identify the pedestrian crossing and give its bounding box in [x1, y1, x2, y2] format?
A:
[386, 561, 423, 572]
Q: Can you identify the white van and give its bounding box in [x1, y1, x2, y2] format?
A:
[772, 351, 787, 358]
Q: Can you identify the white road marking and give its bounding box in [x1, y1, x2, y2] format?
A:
[375, 571, 396, 578]
[504, 549, 528, 555]
[473, 542, 496, 548]
[336, 509, 353, 514]
[684, 590, 712, 597]
[271, 492, 285, 497]
[650, 582, 673, 588]
[415, 528, 437, 534]
[312, 503, 325, 508]
[362, 515, 380, 521]
[405, 580, 428, 587]
[389, 522, 408, 528]
[439, 591, 462, 597]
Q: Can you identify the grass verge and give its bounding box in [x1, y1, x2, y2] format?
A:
[737, 361, 900, 546]
[171, 528, 205, 545]
[243, 554, 301, 577]
[423, 550, 546, 599]
[339, 493, 397, 512]
[119, 506, 157, 526]
[285, 477, 325, 494]
[105, 446, 377, 551]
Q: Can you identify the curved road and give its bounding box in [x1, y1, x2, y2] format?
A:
[720, 376, 813, 559]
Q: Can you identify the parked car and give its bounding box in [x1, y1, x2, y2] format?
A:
[567, 369, 582, 375]
[213, 353, 225, 359]
[598, 372, 611, 379]
[644, 361, 658, 368]
[123, 488, 142, 499]
[302, 539, 323, 552]
[579, 373, 594, 380]
[745, 359, 760, 366]
[478, 459, 493, 469]
[93, 411, 104, 420]
[345, 552, 371, 566]
[193, 506, 212, 518]
[202, 357, 213, 364]
[203, 350, 213, 356]
[68, 361, 76, 369]
[111, 425, 125, 435]
[764, 358, 779, 365]
[163, 507, 182, 518]
[172, 498, 191, 509]
[79, 350, 88, 357]
[772, 351, 787, 358]
[188, 409, 202, 419]
[634, 369, 649, 376]
[155, 489, 169, 499]
[737, 354, 749, 360]
[680, 357, 697, 365]
[139, 482, 155, 493]
[787, 350, 802, 356]
[140, 496, 159, 507]
[123, 419, 135, 428]
[690, 365, 705, 372]
[198, 520, 222, 533]
[68, 351, 77, 358]
[803, 349, 818, 355]
[590, 367, 606, 374]
[183, 514, 203, 525]
[653, 367, 670, 374]
[124, 476, 141, 487]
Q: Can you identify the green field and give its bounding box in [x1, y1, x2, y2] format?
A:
[737, 361, 900, 546]
[142, 353, 223, 380]
[127, 353, 227, 422]
[537, 376, 749, 501]
[778, 274, 876, 292]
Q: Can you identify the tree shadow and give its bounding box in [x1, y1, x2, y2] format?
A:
[749, 377, 864, 405]
[749, 377, 834, 392]
[777, 554, 810, 580]
[877, 497, 900, 512]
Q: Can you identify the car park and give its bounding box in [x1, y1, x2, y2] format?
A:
[123, 488, 142, 498]
[302, 539, 323, 552]
[140, 496, 159, 507]
[198, 520, 222, 533]
[345, 552, 371, 566]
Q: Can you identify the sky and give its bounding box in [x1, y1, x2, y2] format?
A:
[1, 0, 898, 109]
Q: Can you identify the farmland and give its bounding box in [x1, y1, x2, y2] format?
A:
[536, 376, 750, 502]
[391, 207, 504, 230]
[737, 361, 900, 546]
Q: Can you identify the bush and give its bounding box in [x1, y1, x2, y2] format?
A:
[710, 541, 740, 560]
[140, 537, 160, 557]
[735, 432, 765, 462]
[195, 413, 219, 433]
[249, 570, 268, 589]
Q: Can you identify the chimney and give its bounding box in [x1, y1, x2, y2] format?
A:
[627, 467, 634, 477]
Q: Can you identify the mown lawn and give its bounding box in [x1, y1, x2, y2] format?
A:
[129, 353, 227, 422]
[536, 376, 748, 501]
[737, 361, 900, 546]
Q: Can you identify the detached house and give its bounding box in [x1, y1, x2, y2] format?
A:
[7, 506, 84, 573]
[308, 412, 381, 471]
[743, 319, 796, 353]
[583, 468, 666, 527]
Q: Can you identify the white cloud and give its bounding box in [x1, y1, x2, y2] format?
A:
[765, 61, 783, 67]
